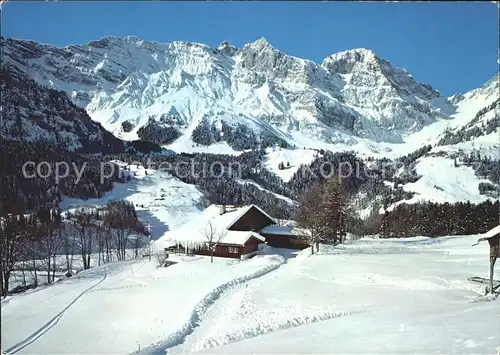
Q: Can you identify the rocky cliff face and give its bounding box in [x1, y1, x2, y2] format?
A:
[323, 48, 443, 138]
[1, 36, 496, 153]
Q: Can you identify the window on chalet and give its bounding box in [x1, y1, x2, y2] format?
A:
[228, 247, 239, 254]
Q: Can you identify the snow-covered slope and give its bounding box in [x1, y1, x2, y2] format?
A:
[193, 237, 499, 355]
[391, 156, 493, 208]
[4, 36, 488, 154]
[1, 254, 285, 355]
[59, 162, 209, 240]
[383, 77, 500, 206]
[262, 147, 320, 183]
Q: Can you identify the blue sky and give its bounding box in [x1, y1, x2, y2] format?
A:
[2, 1, 498, 96]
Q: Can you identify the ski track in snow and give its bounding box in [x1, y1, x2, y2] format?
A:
[130, 255, 286, 355]
[2, 235, 499, 354]
[192, 309, 352, 353]
[5, 269, 109, 354]
[170, 252, 354, 354]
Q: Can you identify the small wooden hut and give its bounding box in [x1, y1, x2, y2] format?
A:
[475, 225, 500, 294]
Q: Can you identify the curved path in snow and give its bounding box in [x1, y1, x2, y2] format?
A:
[131, 255, 286, 355]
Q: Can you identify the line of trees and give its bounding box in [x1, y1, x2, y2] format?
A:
[0, 139, 127, 215]
[378, 200, 499, 238]
[438, 98, 499, 146]
[108, 150, 296, 218]
[0, 201, 147, 297]
[294, 177, 348, 254]
[292, 176, 499, 248]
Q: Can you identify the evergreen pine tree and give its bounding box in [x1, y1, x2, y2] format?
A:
[379, 211, 390, 238]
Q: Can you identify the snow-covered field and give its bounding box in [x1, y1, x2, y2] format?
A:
[2, 253, 286, 354]
[263, 147, 320, 183]
[2, 235, 499, 355]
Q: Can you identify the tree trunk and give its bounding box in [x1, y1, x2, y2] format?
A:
[87, 235, 92, 269]
[0, 267, 4, 298]
[33, 260, 38, 287]
[2, 271, 10, 298]
[105, 235, 110, 263]
[489, 256, 496, 294]
[70, 235, 75, 271]
[47, 256, 51, 284]
[66, 248, 71, 273]
[98, 242, 102, 266]
[52, 253, 56, 283]
[21, 260, 27, 287]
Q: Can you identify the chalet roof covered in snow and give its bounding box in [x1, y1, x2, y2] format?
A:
[260, 225, 310, 237]
[165, 204, 269, 246]
[226, 204, 276, 229]
[219, 231, 265, 246]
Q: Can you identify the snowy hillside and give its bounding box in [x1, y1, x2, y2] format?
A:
[2, 236, 499, 354]
[262, 147, 320, 183]
[391, 156, 493, 209]
[404, 74, 500, 155]
[60, 162, 209, 241]
[4, 36, 490, 155]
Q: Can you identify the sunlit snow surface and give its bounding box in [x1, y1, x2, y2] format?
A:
[59, 162, 208, 244]
[2, 236, 499, 355]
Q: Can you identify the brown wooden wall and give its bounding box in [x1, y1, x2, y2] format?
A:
[192, 238, 262, 259]
[488, 235, 500, 257]
[241, 238, 261, 255]
[261, 233, 310, 250]
[229, 206, 275, 231]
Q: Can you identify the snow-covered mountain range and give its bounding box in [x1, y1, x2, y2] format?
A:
[2, 35, 497, 156]
[1, 35, 498, 211]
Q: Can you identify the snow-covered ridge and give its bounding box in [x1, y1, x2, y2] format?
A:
[4, 36, 494, 155]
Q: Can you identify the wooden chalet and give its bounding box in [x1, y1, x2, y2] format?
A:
[166, 204, 310, 259]
[260, 225, 310, 250]
[192, 231, 265, 259]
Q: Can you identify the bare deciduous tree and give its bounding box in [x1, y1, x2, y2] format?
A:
[201, 220, 227, 263]
[35, 208, 64, 284]
[62, 221, 77, 275]
[275, 218, 287, 227]
[0, 214, 27, 297]
[72, 209, 96, 270]
[294, 184, 326, 255]
[155, 251, 168, 268]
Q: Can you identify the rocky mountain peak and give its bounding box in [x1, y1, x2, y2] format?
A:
[245, 37, 274, 51]
[321, 48, 380, 74]
[3, 35, 491, 151]
[217, 40, 238, 56]
[481, 73, 500, 93]
[449, 93, 465, 105]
